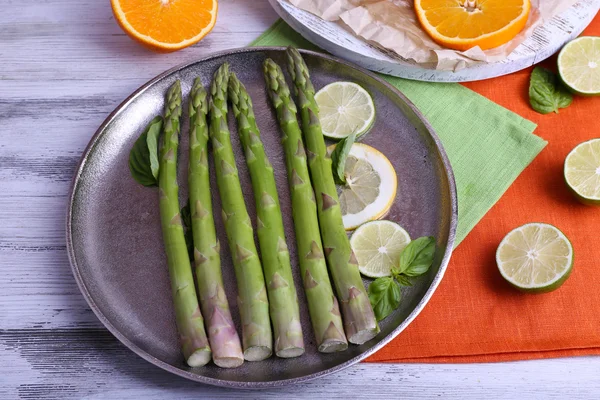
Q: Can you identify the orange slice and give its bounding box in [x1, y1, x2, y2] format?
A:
[111, 0, 218, 52]
[414, 0, 531, 51]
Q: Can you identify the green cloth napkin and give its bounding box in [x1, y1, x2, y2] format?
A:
[252, 20, 547, 245]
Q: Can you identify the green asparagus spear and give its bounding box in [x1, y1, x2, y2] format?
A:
[228, 72, 304, 358]
[158, 80, 211, 366]
[208, 64, 273, 361]
[285, 48, 379, 345]
[188, 78, 244, 368]
[263, 59, 348, 353]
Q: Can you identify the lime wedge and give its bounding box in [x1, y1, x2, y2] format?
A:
[350, 220, 411, 278]
[315, 81, 375, 139]
[564, 138, 600, 205]
[496, 223, 574, 293]
[327, 143, 398, 230]
[557, 36, 600, 96]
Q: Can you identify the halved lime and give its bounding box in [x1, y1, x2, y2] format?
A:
[350, 220, 411, 278]
[496, 223, 574, 293]
[557, 36, 600, 96]
[315, 81, 375, 139]
[564, 138, 600, 205]
[327, 143, 398, 230]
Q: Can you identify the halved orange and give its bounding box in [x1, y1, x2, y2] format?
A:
[111, 0, 218, 52]
[414, 0, 531, 51]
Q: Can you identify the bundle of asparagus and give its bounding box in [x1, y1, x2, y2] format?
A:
[132, 51, 390, 367]
[158, 81, 212, 367]
[208, 64, 273, 361]
[188, 78, 244, 368]
[263, 59, 348, 353]
[285, 48, 379, 345]
[228, 73, 305, 358]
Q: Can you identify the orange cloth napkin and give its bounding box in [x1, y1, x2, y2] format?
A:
[367, 16, 600, 363]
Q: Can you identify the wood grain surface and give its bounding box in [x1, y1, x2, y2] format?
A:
[1, 1, 599, 398]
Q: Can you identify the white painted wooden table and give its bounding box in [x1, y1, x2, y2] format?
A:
[1, 1, 599, 398]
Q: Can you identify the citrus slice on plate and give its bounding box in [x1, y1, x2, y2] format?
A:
[496, 223, 574, 293]
[315, 82, 375, 139]
[558, 36, 600, 96]
[327, 143, 397, 230]
[414, 0, 531, 51]
[111, 0, 218, 52]
[564, 138, 600, 205]
[350, 221, 411, 278]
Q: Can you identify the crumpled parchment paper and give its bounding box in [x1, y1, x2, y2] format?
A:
[288, 0, 579, 70]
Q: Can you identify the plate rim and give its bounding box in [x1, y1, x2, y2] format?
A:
[269, 0, 600, 82]
[65, 46, 458, 389]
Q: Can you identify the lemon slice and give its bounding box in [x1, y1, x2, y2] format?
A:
[327, 143, 398, 230]
[315, 82, 375, 139]
[564, 139, 600, 205]
[496, 223, 574, 293]
[558, 37, 600, 96]
[350, 220, 411, 278]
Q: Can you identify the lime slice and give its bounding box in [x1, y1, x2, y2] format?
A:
[564, 138, 600, 205]
[350, 220, 411, 278]
[315, 81, 375, 139]
[496, 223, 574, 293]
[557, 36, 600, 96]
[327, 143, 398, 230]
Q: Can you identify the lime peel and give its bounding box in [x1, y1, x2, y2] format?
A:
[496, 223, 574, 293]
[558, 36, 600, 96]
[350, 220, 411, 279]
[564, 138, 600, 205]
[315, 81, 376, 139]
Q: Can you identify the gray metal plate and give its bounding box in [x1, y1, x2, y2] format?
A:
[66, 47, 457, 388]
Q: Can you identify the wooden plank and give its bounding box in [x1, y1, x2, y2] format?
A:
[2, 329, 600, 399]
[0, 0, 277, 81]
[1, 0, 600, 398]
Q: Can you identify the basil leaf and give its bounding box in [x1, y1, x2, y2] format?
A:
[180, 202, 194, 262]
[128, 116, 163, 186]
[394, 274, 413, 287]
[396, 236, 436, 277]
[331, 131, 357, 185]
[529, 67, 573, 115]
[368, 277, 402, 322]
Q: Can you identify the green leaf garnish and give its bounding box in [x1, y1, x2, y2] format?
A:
[368, 276, 401, 322]
[369, 236, 436, 322]
[331, 131, 357, 185]
[128, 116, 163, 186]
[394, 274, 413, 287]
[394, 236, 436, 278]
[529, 67, 573, 115]
[180, 202, 194, 262]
